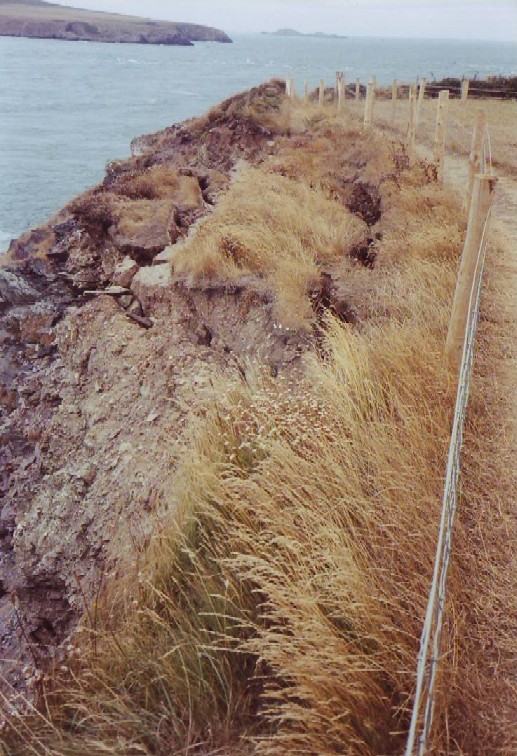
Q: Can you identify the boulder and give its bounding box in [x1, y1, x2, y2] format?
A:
[131, 264, 172, 314]
[152, 246, 177, 266]
[15, 303, 57, 347]
[112, 257, 139, 287]
[0, 269, 39, 307]
[109, 200, 179, 262]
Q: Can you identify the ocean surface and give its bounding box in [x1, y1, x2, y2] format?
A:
[1, 33, 516, 252]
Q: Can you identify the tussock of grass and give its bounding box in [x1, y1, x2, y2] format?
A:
[173, 167, 368, 327]
[268, 122, 392, 191]
[204, 81, 288, 136]
[378, 183, 465, 269]
[113, 166, 202, 203]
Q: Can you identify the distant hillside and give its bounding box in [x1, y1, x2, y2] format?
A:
[0, 0, 47, 4]
[0, 0, 232, 45]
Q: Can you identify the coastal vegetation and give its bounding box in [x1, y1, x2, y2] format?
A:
[428, 74, 517, 99]
[1, 82, 517, 754]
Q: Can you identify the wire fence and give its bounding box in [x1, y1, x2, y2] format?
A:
[283, 78, 498, 750]
[404, 145, 494, 754]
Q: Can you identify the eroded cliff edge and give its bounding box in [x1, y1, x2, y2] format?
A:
[0, 0, 232, 45]
[0, 80, 327, 700]
[0, 75, 403, 708]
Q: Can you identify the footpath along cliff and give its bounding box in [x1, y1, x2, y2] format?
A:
[1, 81, 516, 754]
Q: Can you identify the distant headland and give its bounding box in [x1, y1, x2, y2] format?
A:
[0, 0, 232, 46]
[262, 28, 347, 40]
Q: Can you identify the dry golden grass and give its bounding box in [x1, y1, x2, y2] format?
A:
[368, 94, 517, 176]
[112, 197, 172, 236]
[438, 229, 517, 754]
[266, 102, 395, 191]
[5, 89, 517, 756]
[113, 166, 203, 203]
[172, 166, 368, 328]
[1, 309, 456, 754]
[206, 82, 291, 136]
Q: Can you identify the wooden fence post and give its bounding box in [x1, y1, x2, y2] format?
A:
[337, 71, 345, 112]
[285, 75, 295, 100]
[304, 79, 309, 103]
[364, 81, 375, 127]
[446, 173, 498, 372]
[407, 85, 417, 150]
[391, 78, 398, 124]
[355, 78, 361, 100]
[319, 79, 325, 108]
[433, 89, 449, 177]
[461, 78, 469, 104]
[416, 76, 426, 126]
[464, 109, 488, 216]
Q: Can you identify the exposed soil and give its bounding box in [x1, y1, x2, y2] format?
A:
[0, 81, 286, 700]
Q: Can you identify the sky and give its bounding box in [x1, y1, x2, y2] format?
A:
[49, 0, 517, 42]
[50, 0, 517, 42]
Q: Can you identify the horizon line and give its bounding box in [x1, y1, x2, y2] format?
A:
[228, 30, 517, 44]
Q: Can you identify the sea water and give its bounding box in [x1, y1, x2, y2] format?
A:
[1, 33, 516, 251]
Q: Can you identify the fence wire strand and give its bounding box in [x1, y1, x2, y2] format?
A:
[404, 176, 494, 754]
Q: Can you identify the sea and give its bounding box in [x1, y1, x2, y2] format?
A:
[1, 33, 516, 252]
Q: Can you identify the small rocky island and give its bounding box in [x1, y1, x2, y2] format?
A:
[263, 28, 347, 39]
[0, 0, 232, 46]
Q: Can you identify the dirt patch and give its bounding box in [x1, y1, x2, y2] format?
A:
[349, 236, 378, 268]
[345, 181, 382, 226]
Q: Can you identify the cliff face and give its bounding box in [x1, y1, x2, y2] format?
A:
[0, 80, 303, 702]
[0, 76, 398, 713]
[0, 1, 232, 45]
